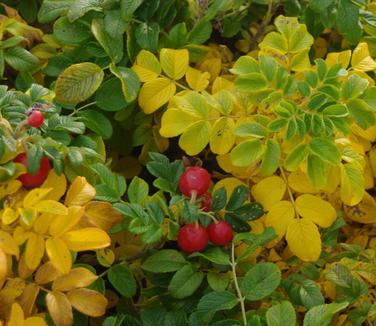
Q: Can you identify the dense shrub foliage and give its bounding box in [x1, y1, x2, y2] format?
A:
[0, 1, 376, 325]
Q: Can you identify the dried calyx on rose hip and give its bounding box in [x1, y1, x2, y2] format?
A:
[179, 166, 211, 197]
[200, 192, 212, 212]
[27, 110, 44, 128]
[207, 220, 233, 246]
[178, 223, 209, 253]
[14, 153, 51, 188]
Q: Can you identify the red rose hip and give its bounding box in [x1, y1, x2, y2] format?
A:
[201, 192, 212, 212]
[179, 166, 211, 197]
[14, 153, 51, 188]
[208, 221, 233, 246]
[27, 111, 44, 128]
[178, 223, 209, 253]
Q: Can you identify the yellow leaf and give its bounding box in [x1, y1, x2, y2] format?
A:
[35, 262, 61, 285]
[33, 213, 54, 235]
[67, 288, 107, 317]
[19, 283, 40, 317]
[351, 42, 376, 71]
[49, 206, 84, 237]
[0, 230, 19, 257]
[286, 218, 321, 262]
[45, 237, 72, 274]
[295, 194, 336, 228]
[0, 180, 21, 200]
[344, 192, 376, 224]
[159, 108, 198, 137]
[34, 200, 68, 215]
[370, 148, 376, 178]
[24, 317, 47, 326]
[83, 202, 122, 231]
[251, 176, 286, 211]
[212, 76, 234, 94]
[64, 177, 96, 206]
[264, 201, 295, 239]
[213, 178, 247, 202]
[41, 170, 67, 201]
[2, 207, 19, 225]
[160, 48, 189, 80]
[138, 77, 176, 114]
[178, 120, 211, 155]
[132, 49, 161, 82]
[46, 291, 73, 326]
[185, 67, 210, 91]
[340, 163, 365, 206]
[199, 57, 221, 82]
[62, 227, 110, 251]
[96, 248, 115, 267]
[52, 267, 98, 292]
[288, 170, 319, 194]
[25, 233, 44, 271]
[8, 303, 24, 326]
[325, 50, 351, 68]
[209, 117, 235, 155]
[23, 188, 52, 208]
[290, 50, 311, 71]
[0, 249, 7, 289]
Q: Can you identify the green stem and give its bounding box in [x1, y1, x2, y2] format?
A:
[68, 101, 97, 117]
[231, 243, 247, 326]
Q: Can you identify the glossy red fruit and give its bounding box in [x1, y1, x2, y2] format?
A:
[178, 223, 209, 253]
[208, 221, 233, 246]
[201, 192, 212, 212]
[179, 166, 211, 197]
[14, 153, 51, 188]
[27, 111, 44, 128]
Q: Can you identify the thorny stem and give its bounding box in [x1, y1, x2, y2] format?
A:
[231, 243, 247, 326]
[279, 167, 299, 219]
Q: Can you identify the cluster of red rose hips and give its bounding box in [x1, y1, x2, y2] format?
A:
[177, 166, 233, 253]
[12, 110, 50, 188]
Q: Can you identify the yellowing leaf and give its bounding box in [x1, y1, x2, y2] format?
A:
[287, 170, 319, 194]
[24, 317, 47, 326]
[52, 268, 98, 292]
[34, 200, 68, 215]
[49, 206, 84, 237]
[138, 77, 176, 114]
[64, 177, 96, 206]
[35, 262, 61, 285]
[46, 291, 73, 326]
[0, 180, 21, 200]
[2, 207, 19, 225]
[178, 120, 211, 155]
[340, 163, 365, 206]
[62, 228, 110, 251]
[0, 230, 19, 257]
[159, 108, 197, 137]
[351, 42, 376, 72]
[213, 178, 247, 199]
[19, 283, 40, 317]
[67, 288, 107, 317]
[264, 201, 295, 239]
[209, 117, 235, 155]
[325, 50, 351, 68]
[160, 48, 189, 80]
[0, 249, 7, 289]
[286, 218, 321, 262]
[24, 233, 44, 271]
[23, 188, 52, 208]
[185, 67, 210, 91]
[295, 194, 336, 228]
[42, 171, 67, 201]
[96, 248, 115, 267]
[251, 176, 286, 211]
[132, 50, 161, 82]
[212, 76, 234, 94]
[45, 237, 72, 274]
[83, 202, 122, 231]
[8, 303, 24, 326]
[344, 192, 376, 224]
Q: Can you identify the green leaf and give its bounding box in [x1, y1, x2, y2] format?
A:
[53, 16, 91, 46]
[188, 20, 212, 44]
[309, 138, 341, 165]
[95, 78, 127, 111]
[92, 18, 123, 64]
[110, 64, 140, 103]
[322, 104, 348, 117]
[4, 47, 39, 72]
[230, 139, 263, 167]
[299, 279, 325, 309]
[77, 110, 113, 139]
[196, 291, 238, 322]
[135, 22, 160, 52]
[67, 0, 104, 22]
[189, 246, 230, 265]
[260, 139, 281, 176]
[224, 213, 251, 233]
[207, 272, 230, 292]
[226, 185, 249, 211]
[337, 0, 362, 45]
[342, 74, 368, 100]
[128, 177, 149, 204]
[108, 264, 137, 298]
[346, 99, 375, 129]
[211, 187, 227, 212]
[0, 36, 24, 49]
[38, 0, 74, 24]
[168, 264, 204, 299]
[230, 56, 259, 75]
[235, 73, 268, 92]
[120, 0, 143, 21]
[266, 301, 296, 326]
[235, 122, 268, 138]
[233, 202, 264, 221]
[240, 262, 281, 301]
[284, 143, 309, 171]
[303, 302, 349, 326]
[55, 62, 104, 105]
[260, 56, 277, 81]
[104, 10, 128, 38]
[142, 250, 186, 273]
[27, 145, 43, 175]
[307, 154, 327, 188]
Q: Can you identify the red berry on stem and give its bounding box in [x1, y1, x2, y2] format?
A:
[178, 223, 209, 253]
[179, 166, 211, 197]
[208, 221, 233, 246]
[27, 111, 44, 128]
[201, 192, 212, 212]
[14, 153, 51, 188]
